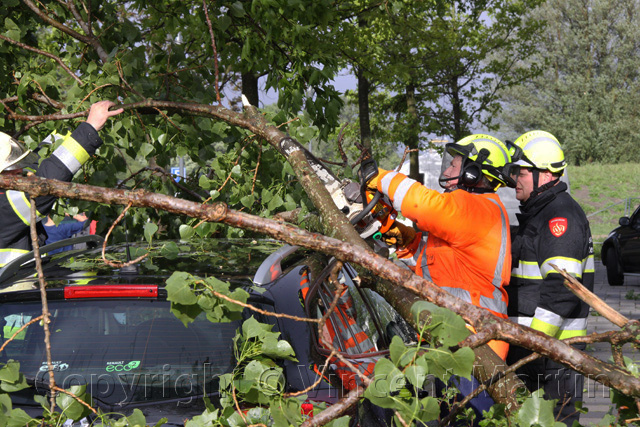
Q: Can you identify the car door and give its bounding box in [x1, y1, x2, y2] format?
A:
[619, 205, 640, 272]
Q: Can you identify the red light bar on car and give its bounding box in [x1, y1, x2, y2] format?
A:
[64, 285, 158, 299]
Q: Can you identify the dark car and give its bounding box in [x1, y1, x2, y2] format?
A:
[601, 203, 640, 286]
[0, 237, 413, 425]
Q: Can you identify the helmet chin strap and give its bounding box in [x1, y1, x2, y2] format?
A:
[530, 169, 559, 199]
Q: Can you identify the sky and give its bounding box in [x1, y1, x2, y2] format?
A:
[259, 70, 358, 106]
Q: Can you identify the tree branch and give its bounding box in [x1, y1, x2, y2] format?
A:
[21, 0, 109, 63]
[2, 174, 640, 397]
[0, 34, 83, 84]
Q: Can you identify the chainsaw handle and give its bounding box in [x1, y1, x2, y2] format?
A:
[350, 189, 381, 225]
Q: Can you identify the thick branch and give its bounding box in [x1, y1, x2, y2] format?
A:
[21, 0, 109, 63]
[0, 34, 83, 84]
[2, 175, 640, 397]
[553, 263, 630, 327]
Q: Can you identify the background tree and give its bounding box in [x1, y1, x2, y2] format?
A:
[498, 0, 640, 164]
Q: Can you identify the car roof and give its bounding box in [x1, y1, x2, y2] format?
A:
[0, 237, 290, 292]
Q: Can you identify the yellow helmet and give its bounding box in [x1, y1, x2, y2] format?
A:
[440, 134, 515, 190]
[0, 132, 38, 173]
[512, 130, 566, 174]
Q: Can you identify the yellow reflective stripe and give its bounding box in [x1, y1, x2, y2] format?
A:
[530, 317, 560, 337]
[511, 260, 542, 279]
[6, 191, 45, 226]
[530, 307, 562, 336]
[541, 256, 582, 278]
[52, 135, 89, 173]
[0, 248, 30, 267]
[583, 254, 595, 273]
[556, 317, 588, 339]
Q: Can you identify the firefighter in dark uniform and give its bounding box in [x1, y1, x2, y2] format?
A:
[506, 130, 594, 426]
[0, 100, 123, 266]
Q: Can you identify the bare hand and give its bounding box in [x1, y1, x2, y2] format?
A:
[85, 100, 124, 131]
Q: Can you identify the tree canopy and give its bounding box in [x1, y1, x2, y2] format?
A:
[498, 0, 640, 164]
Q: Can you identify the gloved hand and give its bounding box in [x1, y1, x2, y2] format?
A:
[366, 172, 380, 193]
[382, 221, 416, 248]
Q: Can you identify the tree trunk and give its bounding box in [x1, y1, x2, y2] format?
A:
[241, 72, 260, 107]
[406, 84, 420, 180]
[357, 66, 372, 154]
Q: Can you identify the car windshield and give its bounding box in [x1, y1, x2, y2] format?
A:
[1, 298, 240, 408]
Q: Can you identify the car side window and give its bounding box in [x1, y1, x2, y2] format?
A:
[311, 264, 415, 354]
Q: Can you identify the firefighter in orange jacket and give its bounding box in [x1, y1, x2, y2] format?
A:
[368, 135, 516, 423]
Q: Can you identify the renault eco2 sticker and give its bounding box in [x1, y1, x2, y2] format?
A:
[39, 361, 69, 372]
[105, 360, 141, 372]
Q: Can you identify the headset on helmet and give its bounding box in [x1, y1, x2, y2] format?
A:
[0, 132, 39, 173]
[439, 134, 516, 191]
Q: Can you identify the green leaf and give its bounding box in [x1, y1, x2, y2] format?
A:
[139, 142, 154, 158]
[165, 271, 197, 305]
[242, 316, 272, 339]
[411, 301, 469, 347]
[389, 335, 406, 366]
[240, 194, 255, 208]
[0, 361, 20, 383]
[56, 385, 89, 421]
[209, 190, 220, 201]
[268, 194, 284, 211]
[325, 416, 351, 427]
[185, 408, 219, 427]
[179, 224, 196, 241]
[231, 164, 242, 178]
[424, 347, 475, 382]
[7, 408, 34, 427]
[143, 222, 158, 244]
[229, 1, 246, 17]
[417, 396, 440, 423]
[517, 389, 564, 427]
[0, 393, 12, 412]
[199, 174, 211, 190]
[405, 364, 427, 389]
[126, 408, 147, 427]
[160, 241, 179, 260]
[261, 335, 297, 361]
[218, 15, 232, 31]
[284, 194, 297, 211]
[177, 146, 188, 157]
[3, 18, 21, 41]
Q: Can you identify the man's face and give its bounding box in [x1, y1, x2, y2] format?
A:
[515, 168, 534, 202]
[442, 155, 463, 191]
[516, 168, 555, 202]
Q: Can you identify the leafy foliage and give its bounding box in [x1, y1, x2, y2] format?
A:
[498, 0, 640, 164]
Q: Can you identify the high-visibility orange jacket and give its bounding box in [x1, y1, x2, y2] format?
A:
[376, 170, 511, 359]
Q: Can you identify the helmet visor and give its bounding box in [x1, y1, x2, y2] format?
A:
[439, 151, 464, 191]
[502, 163, 521, 188]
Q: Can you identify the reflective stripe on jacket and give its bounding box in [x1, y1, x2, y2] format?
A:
[299, 269, 377, 390]
[0, 123, 102, 254]
[377, 170, 511, 359]
[507, 182, 594, 340]
[377, 170, 511, 319]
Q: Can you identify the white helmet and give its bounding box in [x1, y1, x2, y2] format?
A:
[0, 132, 39, 173]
